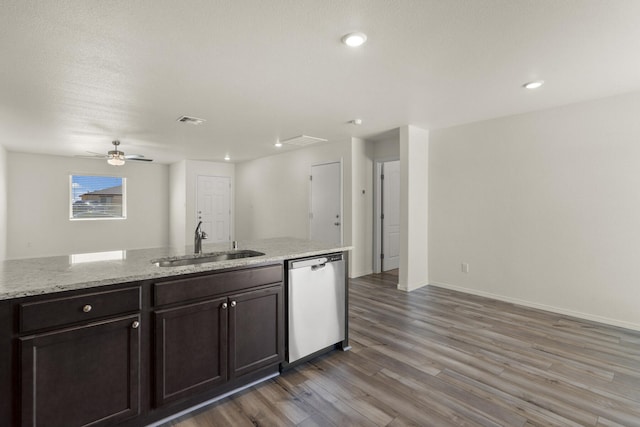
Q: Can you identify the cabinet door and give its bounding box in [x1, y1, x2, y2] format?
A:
[20, 315, 140, 427]
[229, 285, 283, 380]
[154, 297, 228, 406]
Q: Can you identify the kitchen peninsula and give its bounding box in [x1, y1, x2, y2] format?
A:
[0, 238, 351, 427]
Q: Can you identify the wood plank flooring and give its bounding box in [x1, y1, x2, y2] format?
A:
[162, 270, 640, 426]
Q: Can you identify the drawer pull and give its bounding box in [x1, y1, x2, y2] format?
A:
[131, 321, 140, 329]
[230, 301, 237, 308]
[221, 302, 228, 310]
[82, 304, 92, 313]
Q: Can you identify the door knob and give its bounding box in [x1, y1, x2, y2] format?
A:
[131, 321, 140, 329]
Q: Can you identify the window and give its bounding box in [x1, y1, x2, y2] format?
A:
[70, 175, 126, 220]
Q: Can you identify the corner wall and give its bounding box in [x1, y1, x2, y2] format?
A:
[429, 91, 640, 330]
[399, 126, 429, 291]
[169, 160, 187, 248]
[350, 138, 373, 277]
[0, 146, 7, 260]
[235, 140, 361, 274]
[235, 141, 352, 241]
[6, 152, 170, 259]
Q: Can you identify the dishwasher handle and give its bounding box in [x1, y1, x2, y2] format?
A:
[311, 263, 326, 271]
[289, 253, 343, 270]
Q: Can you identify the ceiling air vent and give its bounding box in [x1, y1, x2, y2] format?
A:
[176, 115, 206, 125]
[280, 135, 328, 147]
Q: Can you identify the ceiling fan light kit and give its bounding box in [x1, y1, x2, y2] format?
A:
[107, 153, 126, 166]
[106, 140, 126, 165]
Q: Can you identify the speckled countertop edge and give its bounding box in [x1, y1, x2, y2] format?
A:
[0, 238, 352, 300]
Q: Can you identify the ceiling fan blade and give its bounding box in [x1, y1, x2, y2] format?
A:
[125, 153, 154, 162]
[75, 154, 107, 159]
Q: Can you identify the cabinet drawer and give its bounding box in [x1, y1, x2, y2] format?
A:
[154, 264, 283, 307]
[19, 287, 141, 333]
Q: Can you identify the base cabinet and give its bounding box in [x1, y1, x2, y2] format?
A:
[154, 297, 228, 406]
[10, 262, 286, 427]
[154, 284, 284, 407]
[19, 315, 140, 427]
[230, 285, 283, 379]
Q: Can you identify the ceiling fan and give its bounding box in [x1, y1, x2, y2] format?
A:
[78, 140, 153, 166]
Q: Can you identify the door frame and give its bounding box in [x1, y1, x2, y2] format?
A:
[373, 157, 400, 273]
[308, 160, 343, 245]
[196, 174, 233, 242]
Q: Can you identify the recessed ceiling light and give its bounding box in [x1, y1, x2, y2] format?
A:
[349, 119, 363, 125]
[224, 155, 230, 161]
[274, 140, 282, 148]
[341, 32, 367, 47]
[523, 80, 544, 89]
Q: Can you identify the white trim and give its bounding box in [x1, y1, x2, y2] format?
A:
[429, 281, 640, 332]
[373, 157, 400, 273]
[350, 268, 374, 279]
[69, 174, 127, 220]
[196, 174, 233, 242]
[308, 160, 343, 245]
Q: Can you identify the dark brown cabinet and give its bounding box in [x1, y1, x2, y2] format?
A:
[153, 283, 284, 407]
[154, 297, 228, 405]
[6, 262, 287, 427]
[229, 285, 283, 380]
[19, 315, 140, 427]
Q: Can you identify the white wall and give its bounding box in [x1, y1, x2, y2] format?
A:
[351, 138, 373, 277]
[235, 140, 360, 271]
[399, 126, 429, 291]
[0, 146, 7, 260]
[429, 91, 640, 330]
[235, 141, 351, 241]
[370, 137, 400, 160]
[7, 152, 169, 259]
[169, 160, 187, 248]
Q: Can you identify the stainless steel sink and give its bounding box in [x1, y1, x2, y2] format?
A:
[153, 250, 265, 267]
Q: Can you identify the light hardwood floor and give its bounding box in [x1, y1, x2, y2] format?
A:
[163, 270, 640, 426]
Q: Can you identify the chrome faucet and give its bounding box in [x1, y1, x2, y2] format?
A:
[194, 221, 208, 254]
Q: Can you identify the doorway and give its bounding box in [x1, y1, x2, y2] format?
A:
[309, 161, 342, 245]
[196, 175, 231, 243]
[374, 159, 400, 273]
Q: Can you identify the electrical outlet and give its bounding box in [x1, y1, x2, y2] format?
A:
[461, 263, 469, 273]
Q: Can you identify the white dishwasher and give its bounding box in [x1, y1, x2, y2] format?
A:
[286, 253, 346, 363]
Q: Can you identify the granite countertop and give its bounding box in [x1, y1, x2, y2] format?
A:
[0, 238, 352, 300]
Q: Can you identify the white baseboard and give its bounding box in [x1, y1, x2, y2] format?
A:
[429, 281, 640, 332]
[349, 269, 373, 279]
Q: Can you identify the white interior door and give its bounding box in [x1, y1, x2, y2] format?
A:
[382, 160, 400, 271]
[197, 175, 231, 243]
[310, 162, 342, 245]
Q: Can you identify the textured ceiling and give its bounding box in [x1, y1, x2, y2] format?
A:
[2, 0, 640, 163]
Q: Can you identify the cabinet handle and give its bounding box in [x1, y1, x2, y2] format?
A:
[221, 302, 228, 309]
[230, 301, 237, 308]
[131, 321, 140, 329]
[82, 304, 92, 313]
